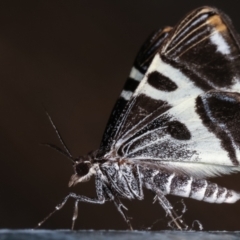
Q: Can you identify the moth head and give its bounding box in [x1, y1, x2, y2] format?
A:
[68, 156, 95, 187]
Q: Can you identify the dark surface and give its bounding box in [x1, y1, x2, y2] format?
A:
[1, 230, 240, 240]
[1, 0, 240, 231]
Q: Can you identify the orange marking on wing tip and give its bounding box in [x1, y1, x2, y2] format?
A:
[163, 26, 173, 33]
[207, 15, 227, 32]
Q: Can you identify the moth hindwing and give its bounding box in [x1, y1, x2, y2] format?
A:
[39, 6, 240, 230]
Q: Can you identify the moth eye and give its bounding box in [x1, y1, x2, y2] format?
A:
[76, 162, 89, 177]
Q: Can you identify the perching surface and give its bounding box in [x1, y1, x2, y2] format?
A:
[1, 230, 240, 240]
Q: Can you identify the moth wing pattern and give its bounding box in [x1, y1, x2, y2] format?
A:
[97, 27, 172, 158]
[100, 6, 240, 178]
[161, 6, 240, 90]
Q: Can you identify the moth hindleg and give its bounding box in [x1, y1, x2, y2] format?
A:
[153, 187, 188, 230]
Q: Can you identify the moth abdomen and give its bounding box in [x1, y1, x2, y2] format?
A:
[191, 179, 240, 204]
[151, 170, 240, 204]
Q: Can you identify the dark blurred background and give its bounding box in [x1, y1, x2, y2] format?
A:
[0, 0, 240, 231]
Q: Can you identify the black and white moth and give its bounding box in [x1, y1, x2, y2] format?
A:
[39, 6, 240, 230]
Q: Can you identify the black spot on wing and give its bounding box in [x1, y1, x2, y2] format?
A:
[196, 91, 240, 165]
[167, 121, 191, 140]
[147, 71, 178, 91]
[123, 77, 139, 92]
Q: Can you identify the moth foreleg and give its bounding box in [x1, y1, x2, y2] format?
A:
[38, 171, 106, 229]
[153, 188, 188, 231]
[67, 193, 106, 229]
[37, 193, 71, 228]
[72, 199, 79, 230]
[37, 192, 106, 229]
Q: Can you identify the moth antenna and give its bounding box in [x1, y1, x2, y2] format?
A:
[42, 105, 73, 160]
[40, 143, 75, 162]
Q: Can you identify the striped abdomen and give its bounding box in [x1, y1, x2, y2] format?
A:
[147, 170, 240, 203]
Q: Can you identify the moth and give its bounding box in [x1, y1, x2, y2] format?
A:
[39, 6, 240, 230]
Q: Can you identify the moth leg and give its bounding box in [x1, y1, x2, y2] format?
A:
[153, 188, 188, 230]
[72, 199, 79, 230]
[69, 193, 106, 230]
[37, 192, 106, 229]
[103, 183, 133, 230]
[135, 165, 143, 199]
[37, 193, 70, 228]
[113, 198, 133, 230]
[38, 170, 106, 229]
[69, 169, 107, 229]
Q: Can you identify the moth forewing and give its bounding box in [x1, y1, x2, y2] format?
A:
[39, 6, 240, 230]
